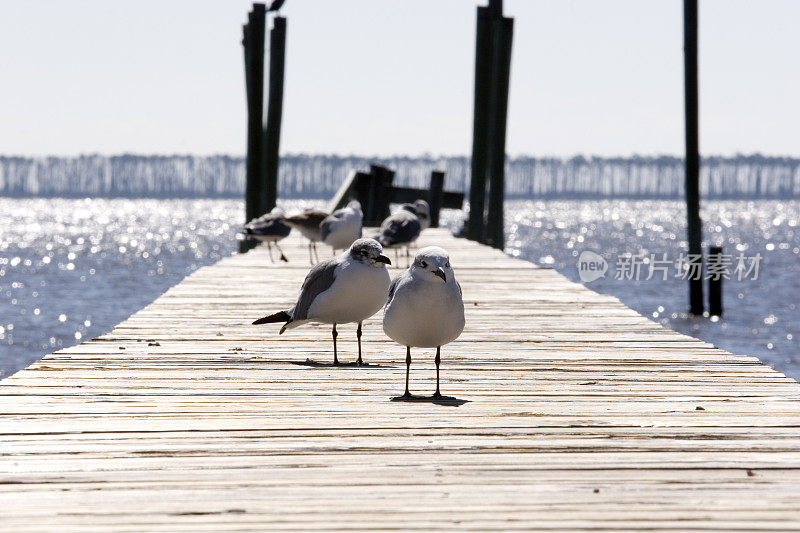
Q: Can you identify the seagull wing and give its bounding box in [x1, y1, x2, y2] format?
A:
[379, 213, 421, 246]
[385, 270, 410, 309]
[319, 208, 347, 242]
[293, 258, 339, 320]
[285, 210, 327, 226]
[245, 214, 289, 236]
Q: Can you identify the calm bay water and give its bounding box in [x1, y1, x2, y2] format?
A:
[1, 198, 798, 379]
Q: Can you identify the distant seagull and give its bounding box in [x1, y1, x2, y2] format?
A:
[252, 238, 391, 366]
[413, 199, 431, 231]
[383, 246, 464, 399]
[375, 204, 421, 267]
[320, 200, 363, 254]
[284, 209, 327, 264]
[243, 207, 291, 262]
[267, 0, 286, 12]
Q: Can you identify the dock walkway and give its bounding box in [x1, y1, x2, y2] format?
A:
[2, 229, 800, 531]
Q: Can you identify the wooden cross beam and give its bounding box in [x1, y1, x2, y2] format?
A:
[328, 167, 463, 227]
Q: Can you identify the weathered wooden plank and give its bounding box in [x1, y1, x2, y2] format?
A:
[1, 228, 799, 531]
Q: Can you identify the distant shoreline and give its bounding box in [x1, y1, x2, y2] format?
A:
[2, 154, 799, 199]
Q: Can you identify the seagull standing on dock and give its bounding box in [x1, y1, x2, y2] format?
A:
[252, 238, 391, 366]
[413, 199, 431, 232]
[383, 247, 464, 399]
[320, 200, 363, 254]
[243, 207, 291, 262]
[375, 204, 421, 267]
[284, 209, 327, 264]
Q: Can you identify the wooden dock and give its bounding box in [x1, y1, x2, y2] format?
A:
[2, 228, 800, 531]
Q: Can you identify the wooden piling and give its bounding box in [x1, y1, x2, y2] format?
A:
[370, 165, 394, 224]
[708, 245, 724, 317]
[428, 170, 445, 228]
[467, 6, 492, 243]
[484, 15, 513, 249]
[240, 3, 267, 253]
[684, 0, 704, 314]
[263, 16, 286, 214]
[468, 0, 513, 249]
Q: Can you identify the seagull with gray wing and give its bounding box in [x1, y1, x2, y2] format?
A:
[284, 209, 327, 264]
[243, 206, 291, 262]
[383, 246, 464, 399]
[252, 238, 391, 365]
[375, 204, 421, 267]
[413, 199, 431, 232]
[320, 200, 363, 255]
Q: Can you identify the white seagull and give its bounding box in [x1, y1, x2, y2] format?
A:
[320, 200, 363, 254]
[284, 209, 328, 264]
[413, 199, 431, 231]
[383, 246, 465, 398]
[252, 238, 391, 365]
[243, 207, 291, 262]
[375, 204, 421, 267]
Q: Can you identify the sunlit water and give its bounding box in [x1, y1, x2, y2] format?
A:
[1, 198, 798, 380]
[499, 200, 800, 379]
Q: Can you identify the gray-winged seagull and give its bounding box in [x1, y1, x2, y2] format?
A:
[243, 207, 291, 262]
[375, 204, 421, 267]
[320, 200, 363, 254]
[253, 238, 391, 365]
[413, 199, 431, 231]
[284, 209, 327, 264]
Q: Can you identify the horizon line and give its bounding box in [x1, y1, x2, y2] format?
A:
[3, 151, 800, 161]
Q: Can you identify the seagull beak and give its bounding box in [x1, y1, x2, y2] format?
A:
[375, 254, 392, 265]
[434, 267, 447, 282]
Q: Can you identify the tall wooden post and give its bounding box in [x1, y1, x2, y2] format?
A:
[708, 246, 723, 317]
[684, 0, 704, 314]
[468, 0, 513, 249]
[263, 16, 286, 214]
[467, 7, 492, 242]
[240, 3, 267, 253]
[369, 165, 394, 225]
[428, 170, 445, 228]
[485, 15, 513, 249]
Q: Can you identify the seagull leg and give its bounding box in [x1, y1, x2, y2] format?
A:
[405, 246, 410, 268]
[433, 346, 442, 399]
[332, 323, 339, 365]
[394, 248, 399, 268]
[402, 346, 412, 398]
[356, 321, 364, 365]
[312, 242, 320, 263]
[266, 242, 275, 263]
[274, 241, 288, 262]
[308, 242, 314, 264]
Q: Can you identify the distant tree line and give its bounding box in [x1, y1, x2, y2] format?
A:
[1, 154, 798, 199]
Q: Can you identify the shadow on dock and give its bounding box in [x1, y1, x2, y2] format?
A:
[291, 359, 394, 369]
[391, 394, 470, 407]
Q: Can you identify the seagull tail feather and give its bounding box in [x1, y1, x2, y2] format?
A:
[252, 310, 291, 326]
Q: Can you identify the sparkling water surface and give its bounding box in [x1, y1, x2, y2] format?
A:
[500, 200, 799, 379]
[1, 198, 798, 380]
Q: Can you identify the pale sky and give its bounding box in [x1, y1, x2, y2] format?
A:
[1, 0, 798, 157]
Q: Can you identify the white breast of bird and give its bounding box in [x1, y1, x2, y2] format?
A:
[383, 276, 465, 348]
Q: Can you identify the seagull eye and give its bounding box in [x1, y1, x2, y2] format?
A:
[419, 260, 427, 268]
[445, 262, 450, 268]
